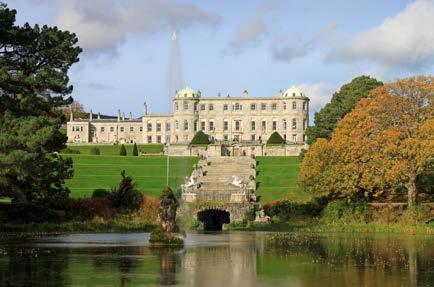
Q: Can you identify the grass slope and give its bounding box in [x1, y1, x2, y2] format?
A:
[67, 144, 163, 155]
[64, 155, 197, 197]
[256, 156, 310, 203]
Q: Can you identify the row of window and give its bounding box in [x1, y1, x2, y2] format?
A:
[144, 134, 303, 144]
[174, 101, 307, 112]
[72, 126, 84, 132]
[97, 126, 143, 133]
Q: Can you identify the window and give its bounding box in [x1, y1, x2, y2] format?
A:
[234, 103, 242, 111]
[184, 120, 188, 131]
[303, 135, 306, 142]
[223, 134, 228, 141]
[120, 127, 124, 132]
[272, 121, 277, 131]
[110, 127, 114, 132]
[157, 135, 161, 143]
[147, 136, 152, 143]
[271, 103, 277, 110]
[183, 101, 188, 110]
[251, 134, 256, 141]
[80, 126, 83, 131]
[194, 102, 198, 111]
[101, 127, 105, 132]
[139, 127, 143, 132]
[130, 127, 134, 132]
[235, 120, 241, 131]
[165, 135, 171, 143]
[175, 135, 178, 143]
[251, 121, 256, 131]
[261, 120, 266, 131]
[156, 122, 161, 132]
[303, 102, 307, 110]
[292, 92, 296, 97]
[174, 102, 178, 110]
[147, 122, 152, 132]
[209, 121, 214, 131]
[292, 118, 297, 130]
[303, 119, 307, 130]
[166, 122, 170, 132]
[201, 121, 206, 131]
[283, 120, 287, 130]
[183, 135, 188, 142]
[283, 102, 287, 110]
[292, 134, 297, 142]
[292, 101, 297, 110]
[261, 103, 267, 111]
[194, 120, 198, 131]
[209, 104, 214, 111]
[223, 120, 228, 131]
[223, 104, 228, 111]
[250, 103, 256, 111]
[175, 120, 179, 130]
[200, 104, 206, 111]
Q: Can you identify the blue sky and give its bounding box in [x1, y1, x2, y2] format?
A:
[7, 0, 434, 119]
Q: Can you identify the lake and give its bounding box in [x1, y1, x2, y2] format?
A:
[0, 232, 433, 286]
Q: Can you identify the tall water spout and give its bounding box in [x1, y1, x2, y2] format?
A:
[167, 31, 184, 109]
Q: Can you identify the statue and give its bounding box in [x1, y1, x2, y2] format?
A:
[230, 176, 244, 188]
[149, 187, 184, 245]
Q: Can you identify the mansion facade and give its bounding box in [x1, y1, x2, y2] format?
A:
[67, 87, 310, 145]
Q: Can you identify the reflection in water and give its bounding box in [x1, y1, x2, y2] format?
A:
[0, 233, 433, 286]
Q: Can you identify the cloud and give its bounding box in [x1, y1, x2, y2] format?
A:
[227, 0, 279, 53]
[55, 0, 220, 54]
[327, 0, 434, 70]
[86, 82, 113, 91]
[294, 82, 336, 112]
[272, 23, 339, 62]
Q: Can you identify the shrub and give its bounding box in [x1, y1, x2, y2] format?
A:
[266, 132, 285, 145]
[6, 204, 65, 223]
[132, 143, 138, 156]
[298, 148, 307, 161]
[119, 144, 127, 156]
[65, 198, 113, 220]
[90, 147, 100, 155]
[110, 171, 143, 211]
[321, 200, 373, 224]
[92, 189, 111, 199]
[190, 131, 210, 145]
[263, 199, 325, 221]
[61, 148, 80, 154]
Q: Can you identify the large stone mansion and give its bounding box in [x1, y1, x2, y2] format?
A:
[67, 86, 309, 145]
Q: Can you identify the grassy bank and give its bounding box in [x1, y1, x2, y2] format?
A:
[63, 155, 197, 197]
[66, 144, 164, 155]
[256, 156, 309, 202]
[228, 218, 434, 234]
[0, 221, 156, 236]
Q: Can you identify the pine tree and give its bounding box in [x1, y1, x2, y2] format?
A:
[119, 144, 127, 156]
[266, 132, 285, 145]
[132, 143, 138, 156]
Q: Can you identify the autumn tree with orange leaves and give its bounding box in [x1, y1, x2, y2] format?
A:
[300, 76, 433, 207]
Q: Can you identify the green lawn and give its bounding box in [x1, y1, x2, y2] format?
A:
[64, 155, 197, 198]
[66, 144, 164, 155]
[256, 156, 310, 203]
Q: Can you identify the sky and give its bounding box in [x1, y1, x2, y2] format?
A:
[6, 0, 434, 120]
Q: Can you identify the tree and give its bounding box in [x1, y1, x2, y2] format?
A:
[59, 100, 87, 120]
[110, 171, 143, 210]
[190, 131, 210, 145]
[266, 132, 285, 145]
[90, 147, 100, 155]
[300, 76, 433, 207]
[305, 76, 383, 145]
[119, 144, 127, 156]
[132, 143, 138, 156]
[0, 4, 81, 207]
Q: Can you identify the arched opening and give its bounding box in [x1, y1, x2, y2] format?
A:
[197, 209, 230, 231]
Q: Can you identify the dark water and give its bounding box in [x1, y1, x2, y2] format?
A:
[0, 232, 433, 286]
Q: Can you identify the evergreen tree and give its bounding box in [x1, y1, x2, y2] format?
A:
[0, 4, 81, 207]
[190, 131, 210, 145]
[132, 143, 138, 156]
[305, 76, 383, 145]
[266, 132, 285, 145]
[119, 144, 127, 156]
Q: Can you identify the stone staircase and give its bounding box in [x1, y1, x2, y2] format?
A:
[182, 156, 256, 203]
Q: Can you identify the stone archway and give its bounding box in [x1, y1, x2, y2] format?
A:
[197, 209, 230, 231]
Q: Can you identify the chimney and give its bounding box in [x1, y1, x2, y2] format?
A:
[143, 102, 148, 115]
[97, 112, 101, 120]
[122, 112, 125, 121]
[243, 90, 248, 97]
[89, 109, 93, 121]
[69, 108, 73, 121]
[117, 109, 121, 122]
[129, 112, 132, 120]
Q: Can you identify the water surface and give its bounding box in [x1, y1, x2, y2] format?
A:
[0, 232, 433, 286]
